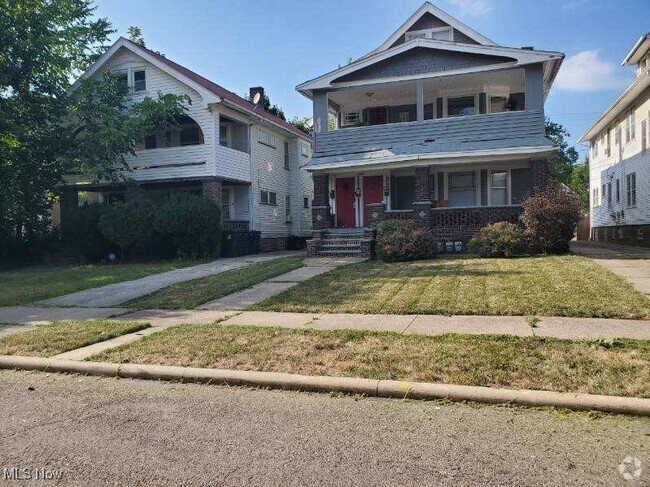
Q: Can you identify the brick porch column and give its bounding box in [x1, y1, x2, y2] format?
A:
[530, 158, 550, 193]
[413, 166, 432, 227]
[312, 173, 331, 230]
[202, 178, 222, 204]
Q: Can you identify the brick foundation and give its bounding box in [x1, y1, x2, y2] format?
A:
[259, 237, 289, 252]
[592, 225, 650, 247]
[202, 178, 222, 204]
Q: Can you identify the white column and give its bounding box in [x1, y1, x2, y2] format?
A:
[416, 80, 424, 122]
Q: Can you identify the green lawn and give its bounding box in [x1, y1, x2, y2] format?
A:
[252, 255, 650, 319]
[0, 260, 202, 307]
[0, 320, 149, 357]
[126, 256, 305, 310]
[90, 323, 650, 398]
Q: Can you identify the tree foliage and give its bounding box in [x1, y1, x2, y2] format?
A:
[545, 119, 579, 185]
[569, 158, 589, 212]
[127, 25, 145, 46]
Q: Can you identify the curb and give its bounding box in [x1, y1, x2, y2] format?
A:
[1, 355, 649, 416]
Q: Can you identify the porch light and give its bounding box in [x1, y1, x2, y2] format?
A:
[355, 187, 361, 198]
[383, 186, 389, 197]
[329, 190, 335, 200]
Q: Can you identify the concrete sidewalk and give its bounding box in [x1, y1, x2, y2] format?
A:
[36, 251, 301, 308]
[198, 257, 363, 311]
[571, 242, 650, 294]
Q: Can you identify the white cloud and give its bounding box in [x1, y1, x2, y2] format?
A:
[445, 0, 493, 17]
[555, 50, 630, 91]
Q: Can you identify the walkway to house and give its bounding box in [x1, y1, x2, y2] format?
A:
[35, 251, 302, 308]
[571, 241, 650, 295]
[197, 257, 363, 310]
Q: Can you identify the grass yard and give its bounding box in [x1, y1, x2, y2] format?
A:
[90, 323, 650, 398]
[252, 255, 650, 319]
[0, 320, 149, 357]
[126, 256, 305, 310]
[0, 260, 202, 307]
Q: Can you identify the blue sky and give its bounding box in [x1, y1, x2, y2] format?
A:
[94, 0, 649, 159]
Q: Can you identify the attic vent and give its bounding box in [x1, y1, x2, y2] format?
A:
[520, 46, 534, 50]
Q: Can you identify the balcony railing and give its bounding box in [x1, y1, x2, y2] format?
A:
[314, 109, 545, 157]
[215, 144, 251, 183]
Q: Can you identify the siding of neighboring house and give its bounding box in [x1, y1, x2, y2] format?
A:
[590, 87, 650, 234]
[101, 48, 215, 182]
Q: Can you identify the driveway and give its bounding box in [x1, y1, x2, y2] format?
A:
[571, 242, 650, 295]
[35, 251, 301, 308]
[1, 371, 648, 486]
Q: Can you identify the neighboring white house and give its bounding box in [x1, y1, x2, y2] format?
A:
[61, 37, 313, 251]
[581, 33, 650, 246]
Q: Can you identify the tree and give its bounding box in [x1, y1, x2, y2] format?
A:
[247, 92, 286, 120]
[127, 26, 145, 46]
[545, 119, 579, 185]
[569, 158, 589, 212]
[289, 116, 312, 136]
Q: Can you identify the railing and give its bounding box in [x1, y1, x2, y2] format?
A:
[223, 220, 250, 231]
[314, 110, 545, 157]
[215, 144, 251, 183]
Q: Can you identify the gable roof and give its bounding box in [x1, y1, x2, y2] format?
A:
[370, 1, 498, 56]
[622, 33, 650, 66]
[297, 38, 563, 98]
[69, 37, 311, 141]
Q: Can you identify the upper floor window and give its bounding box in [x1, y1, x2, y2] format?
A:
[447, 96, 475, 117]
[116, 71, 128, 92]
[133, 69, 146, 92]
[136, 114, 203, 150]
[626, 173, 637, 207]
[626, 110, 635, 143]
[592, 139, 599, 158]
[260, 190, 277, 206]
[114, 67, 146, 93]
[642, 119, 648, 152]
[405, 26, 453, 42]
[615, 178, 620, 203]
[300, 143, 310, 157]
[258, 129, 277, 148]
[284, 141, 290, 169]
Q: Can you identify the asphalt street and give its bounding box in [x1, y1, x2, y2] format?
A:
[0, 370, 648, 486]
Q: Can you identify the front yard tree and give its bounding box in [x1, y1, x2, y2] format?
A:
[544, 119, 579, 185]
[0, 0, 189, 262]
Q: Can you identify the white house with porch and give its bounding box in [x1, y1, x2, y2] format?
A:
[61, 37, 313, 251]
[297, 2, 563, 257]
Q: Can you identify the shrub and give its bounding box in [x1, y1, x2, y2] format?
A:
[376, 220, 436, 262]
[468, 222, 526, 257]
[521, 188, 581, 254]
[154, 193, 221, 258]
[61, 203, 111, 261]
[99, 201, 159, 260]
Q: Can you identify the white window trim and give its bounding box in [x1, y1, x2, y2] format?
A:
[257, 129, 277, 149]
[405, 26, 454, 42]
[486, 169, 511, 206]
[219, 123, 232, 148]
[112, 66, 148, 93]
[443, 93, 479, 118]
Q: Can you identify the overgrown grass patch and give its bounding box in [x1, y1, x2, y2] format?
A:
[251, 255, 649, 319]
[90, 323, 650, 398]
[0, 320, 150, 357]
[126, 256, 304, 310]
[0, 260, 202, 306]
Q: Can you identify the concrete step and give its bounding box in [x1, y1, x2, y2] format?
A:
[316, 250, 363, 257]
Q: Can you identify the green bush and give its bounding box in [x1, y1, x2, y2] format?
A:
[154, 193, 221, 258]
[468, 222, 526, 257]
[376, 220, 436, 262]
[99, 201, 160, 260]
[61, 203, 110, 261]
[521, 189, 581, 254]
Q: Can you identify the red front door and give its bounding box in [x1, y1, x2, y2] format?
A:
[362, 176, 383, 226]
[335, 177, 356, 228]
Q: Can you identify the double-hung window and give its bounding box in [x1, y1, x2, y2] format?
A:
[258, 129, 277, 148]
[448, 171, 476, 207]
[284, 141, 290, 169]
[642, 120, 648, 152]
[260, 190, 277, 206]
[133, 69, 146, 92]
[447, 96, 475, 117]
[489, 170, 508, 206]
[626, 110, 635, 142]
[615, 179, 620, 203]
[626, 173, 637, 207]
[607, 182, 612, 207]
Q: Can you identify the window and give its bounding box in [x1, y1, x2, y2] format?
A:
[405, 27, 452, 42]
[180, 124, 202, 146]
[133, 69, 146, 92]
[592, 187, 599, 207]
[489, 170, 508, 206]
[303, 197, 309, 209]
[605, 130, 611, 157]
[258, 129, 277, 148]
[447, 96, 475, 117]
[489, 95, 508, 113]
[285, 195, 291, 222]
[116, 71, 128, 92]
[260, 190, 277, 206]
[607, 182, 612, 207]
[601, 184, 606, 205]
[221, 188, 231, 221]
[626, 173, 637, 207]
[300, 144, 310, 157]
[626, 110, 635, 142]
[390, 175, 415, 210]
[592, 139, 599, 158]
[284, 141, 290, 169]
[448, 171, 476, 207]
[642, 120, 648, 152]
[343, 112, 361, 126]
[615, 123, 621, 145]
[616, 178, 620, 203]
[219, 124, 230, 147]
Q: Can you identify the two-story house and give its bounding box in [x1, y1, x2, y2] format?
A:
[298, 2, 564, 257]
[61, 37, 313, 251]
[581, 34, 650, 246]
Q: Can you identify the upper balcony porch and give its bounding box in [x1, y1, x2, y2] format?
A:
[308, 65, 550, 167]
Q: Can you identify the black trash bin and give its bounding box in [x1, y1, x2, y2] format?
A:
[248, 231, 261, 255]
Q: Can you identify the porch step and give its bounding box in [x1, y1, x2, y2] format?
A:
[315, 249, 363, 257]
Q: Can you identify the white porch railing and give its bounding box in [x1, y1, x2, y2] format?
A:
[215, 144, 251, 183]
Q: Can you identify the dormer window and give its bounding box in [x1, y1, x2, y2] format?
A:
[405, 26, 453, 42]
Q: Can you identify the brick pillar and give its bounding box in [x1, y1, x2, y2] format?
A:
[413, 166, 432, 227]
[60, 186, 79, 233]
[530, 158, 550, 194]
[312, 173, 331, 230]
[202, 178, 222, 204]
